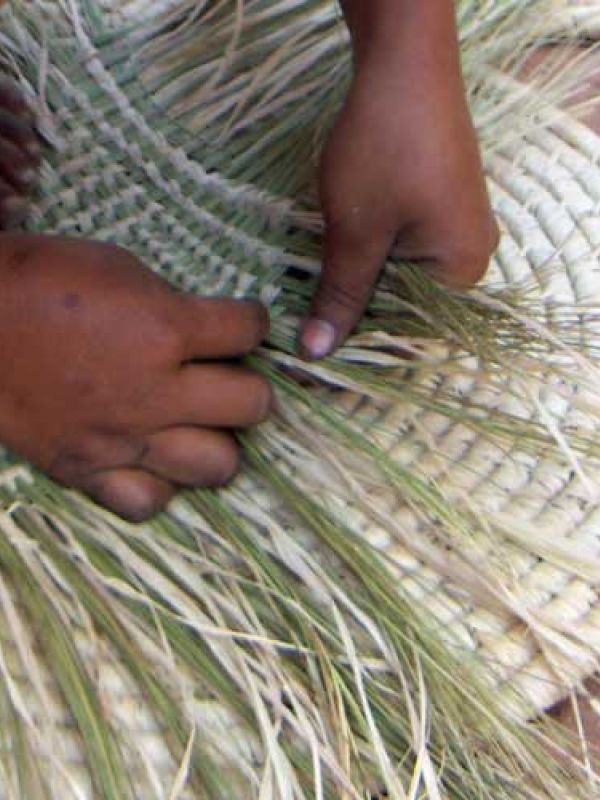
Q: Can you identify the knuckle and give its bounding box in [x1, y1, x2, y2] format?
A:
[135, 309, 183, 364]
[153, 317, 182, 360]
[325, 217, 381, 260]
[47, 432, 142, 484]
[48, 438, 102, 484]
[316, 276, 365, 315]
[444, 236, 496, 287]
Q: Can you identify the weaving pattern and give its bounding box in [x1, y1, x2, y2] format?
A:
[0, 2, 599, 798]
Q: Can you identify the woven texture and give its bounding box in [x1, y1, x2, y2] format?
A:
[559, 0, 600, 36]
[367, 114, 600, 711]
[1, 2, 600, 798]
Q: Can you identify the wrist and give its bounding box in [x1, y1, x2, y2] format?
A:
[341, 1, 462, 83]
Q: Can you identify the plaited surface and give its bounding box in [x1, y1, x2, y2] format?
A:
[0, 2, 599, 798]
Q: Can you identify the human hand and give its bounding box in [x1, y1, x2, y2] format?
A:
[300, 2, 498, 359]
[0, 78, 40, 226]
[0, 235, 271, 521]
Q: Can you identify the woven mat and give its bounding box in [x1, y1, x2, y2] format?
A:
[1, 2, 600, 797]
[558, 0, 600, 36]
[358, 113, 600, 714]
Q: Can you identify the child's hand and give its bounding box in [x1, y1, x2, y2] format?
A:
[0, 235, 271, 521]
[0, 79, 40, 225]
[301, 1, 498, 359]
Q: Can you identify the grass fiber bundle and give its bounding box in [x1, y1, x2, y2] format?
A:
[0, 1, 599, 797]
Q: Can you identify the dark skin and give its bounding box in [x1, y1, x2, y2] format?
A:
[301, 0, 498, 357]
[0, 1, 497, 520]
[0, 234, 272, 521]
[0, 81, 40, 226]
[0, 13, 594, 767]
[0, 81, 274, 522]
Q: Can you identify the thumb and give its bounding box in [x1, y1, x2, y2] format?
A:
[299, 222, 395, 360]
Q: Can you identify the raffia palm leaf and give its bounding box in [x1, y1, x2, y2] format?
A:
[0, 1, 597, 798]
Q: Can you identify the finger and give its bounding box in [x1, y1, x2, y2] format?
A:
[47, 431, 145, 485]
[0, 175, 28, 227]
[140, 427, 240, 487]
[79, 467, 175, 523]
[300, 221, 395, 360]
[0, 137, 38, 192]
[0, 110, 40, 160]
[156, 364, 272, 428]
[175, 295, 269, 361]
[0, 79, 34, 121]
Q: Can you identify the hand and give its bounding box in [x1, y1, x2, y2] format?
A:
[0, 79, 40, 226]
[0, 235, 271, 521]
[300, 3, 498, 359]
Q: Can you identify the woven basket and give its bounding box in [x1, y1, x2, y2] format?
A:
[558, 0, 600, 36]
[369, 112, 600, 711]
[1, 1, 600, 798]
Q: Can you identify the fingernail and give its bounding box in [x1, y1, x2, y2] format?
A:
[300, 319, 335, 360]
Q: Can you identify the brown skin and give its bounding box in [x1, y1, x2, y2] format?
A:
[2, 14, 598, 765]
[2, 29, 595, 763]
[301, 0, 498, 358]
[0, 234, 272, 521]
[0, 3, 496, 518]
[0, 79, 272, 522]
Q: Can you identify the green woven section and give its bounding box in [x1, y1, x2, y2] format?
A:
[3, 0, 542, 299]
[7, 1, 344, 299]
